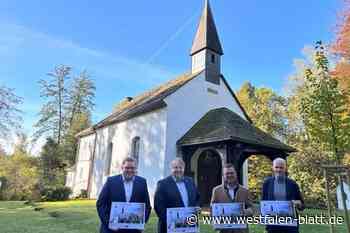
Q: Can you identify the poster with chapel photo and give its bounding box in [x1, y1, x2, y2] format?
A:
[211, 202, 247, 229]
[108, 202, 145, 230]
[167, 207, 200, 233]
[260, 200, 297, 226]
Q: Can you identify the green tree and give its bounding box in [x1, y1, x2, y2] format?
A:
[39, 137, 66, 188]
[300, 41, 350, 162]
[62, 112, 91, 165]
[287, 140, 332, 207]
[38, 137, 73, 200]
[34, 65, 71, 144]
[66, 70, 95, 127]
[33, 66, 95, 198]
[61, 71, 95, 165]
[0, 135, 39, 200]
[34, 66, 95, 152]
[284, 42, 350, 207]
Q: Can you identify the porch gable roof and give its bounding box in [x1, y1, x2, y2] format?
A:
[177, 107, 295, 153]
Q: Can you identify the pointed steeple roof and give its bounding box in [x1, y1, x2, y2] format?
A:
[190, 0, 223, 56]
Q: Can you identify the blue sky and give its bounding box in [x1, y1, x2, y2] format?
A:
[0, 0, 342, 142]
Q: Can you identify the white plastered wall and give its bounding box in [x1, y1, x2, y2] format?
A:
[89, 108, 167, 200]
[164, 72, 249, 187]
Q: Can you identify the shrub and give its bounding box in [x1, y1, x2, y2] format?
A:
[0, 177, 7, 200]
[41, 186, 72, 201]
[77, 189, 88, 199]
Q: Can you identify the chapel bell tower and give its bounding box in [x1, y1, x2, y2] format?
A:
[190, 0, 223, 85]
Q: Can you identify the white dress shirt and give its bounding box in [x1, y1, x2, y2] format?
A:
[173, 176, 189, 207]
[228, 187, 235, 200]
[122, 175, 134, 202]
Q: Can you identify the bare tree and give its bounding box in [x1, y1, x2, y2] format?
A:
[0, 86, 23, 137]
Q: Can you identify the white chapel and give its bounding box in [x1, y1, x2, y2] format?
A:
[66, 0, 294, 206]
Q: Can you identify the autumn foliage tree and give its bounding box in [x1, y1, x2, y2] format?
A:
[333, 0, 350, 60]
[332, 0, 350, 110]
[236, 82, 287, 199]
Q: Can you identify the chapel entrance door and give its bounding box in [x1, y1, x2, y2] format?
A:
[197, 149, 222, 206]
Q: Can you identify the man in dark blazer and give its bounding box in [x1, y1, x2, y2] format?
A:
[154, 158, 200, 233]
[96, 157, 152, 233]
[262, 158, 304, 233]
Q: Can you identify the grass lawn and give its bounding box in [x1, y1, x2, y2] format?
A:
[0, 200, 347, 233]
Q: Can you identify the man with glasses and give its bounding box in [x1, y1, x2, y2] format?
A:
[97, 157, 152, 233]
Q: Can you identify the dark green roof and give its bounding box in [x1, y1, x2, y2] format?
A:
[76, 71, 204, 138]
[177, 107, 295, 152]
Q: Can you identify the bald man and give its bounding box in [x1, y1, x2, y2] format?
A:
[261, 158, 304, 233]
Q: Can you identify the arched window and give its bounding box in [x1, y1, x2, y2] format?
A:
[131, 137, 140, 165]
[105, 142, 113, 176]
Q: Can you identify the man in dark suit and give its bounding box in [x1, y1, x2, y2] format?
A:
[154, 158, 200, 233]
[96, 157, 152, 233]
[262, 158, 304, 233]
